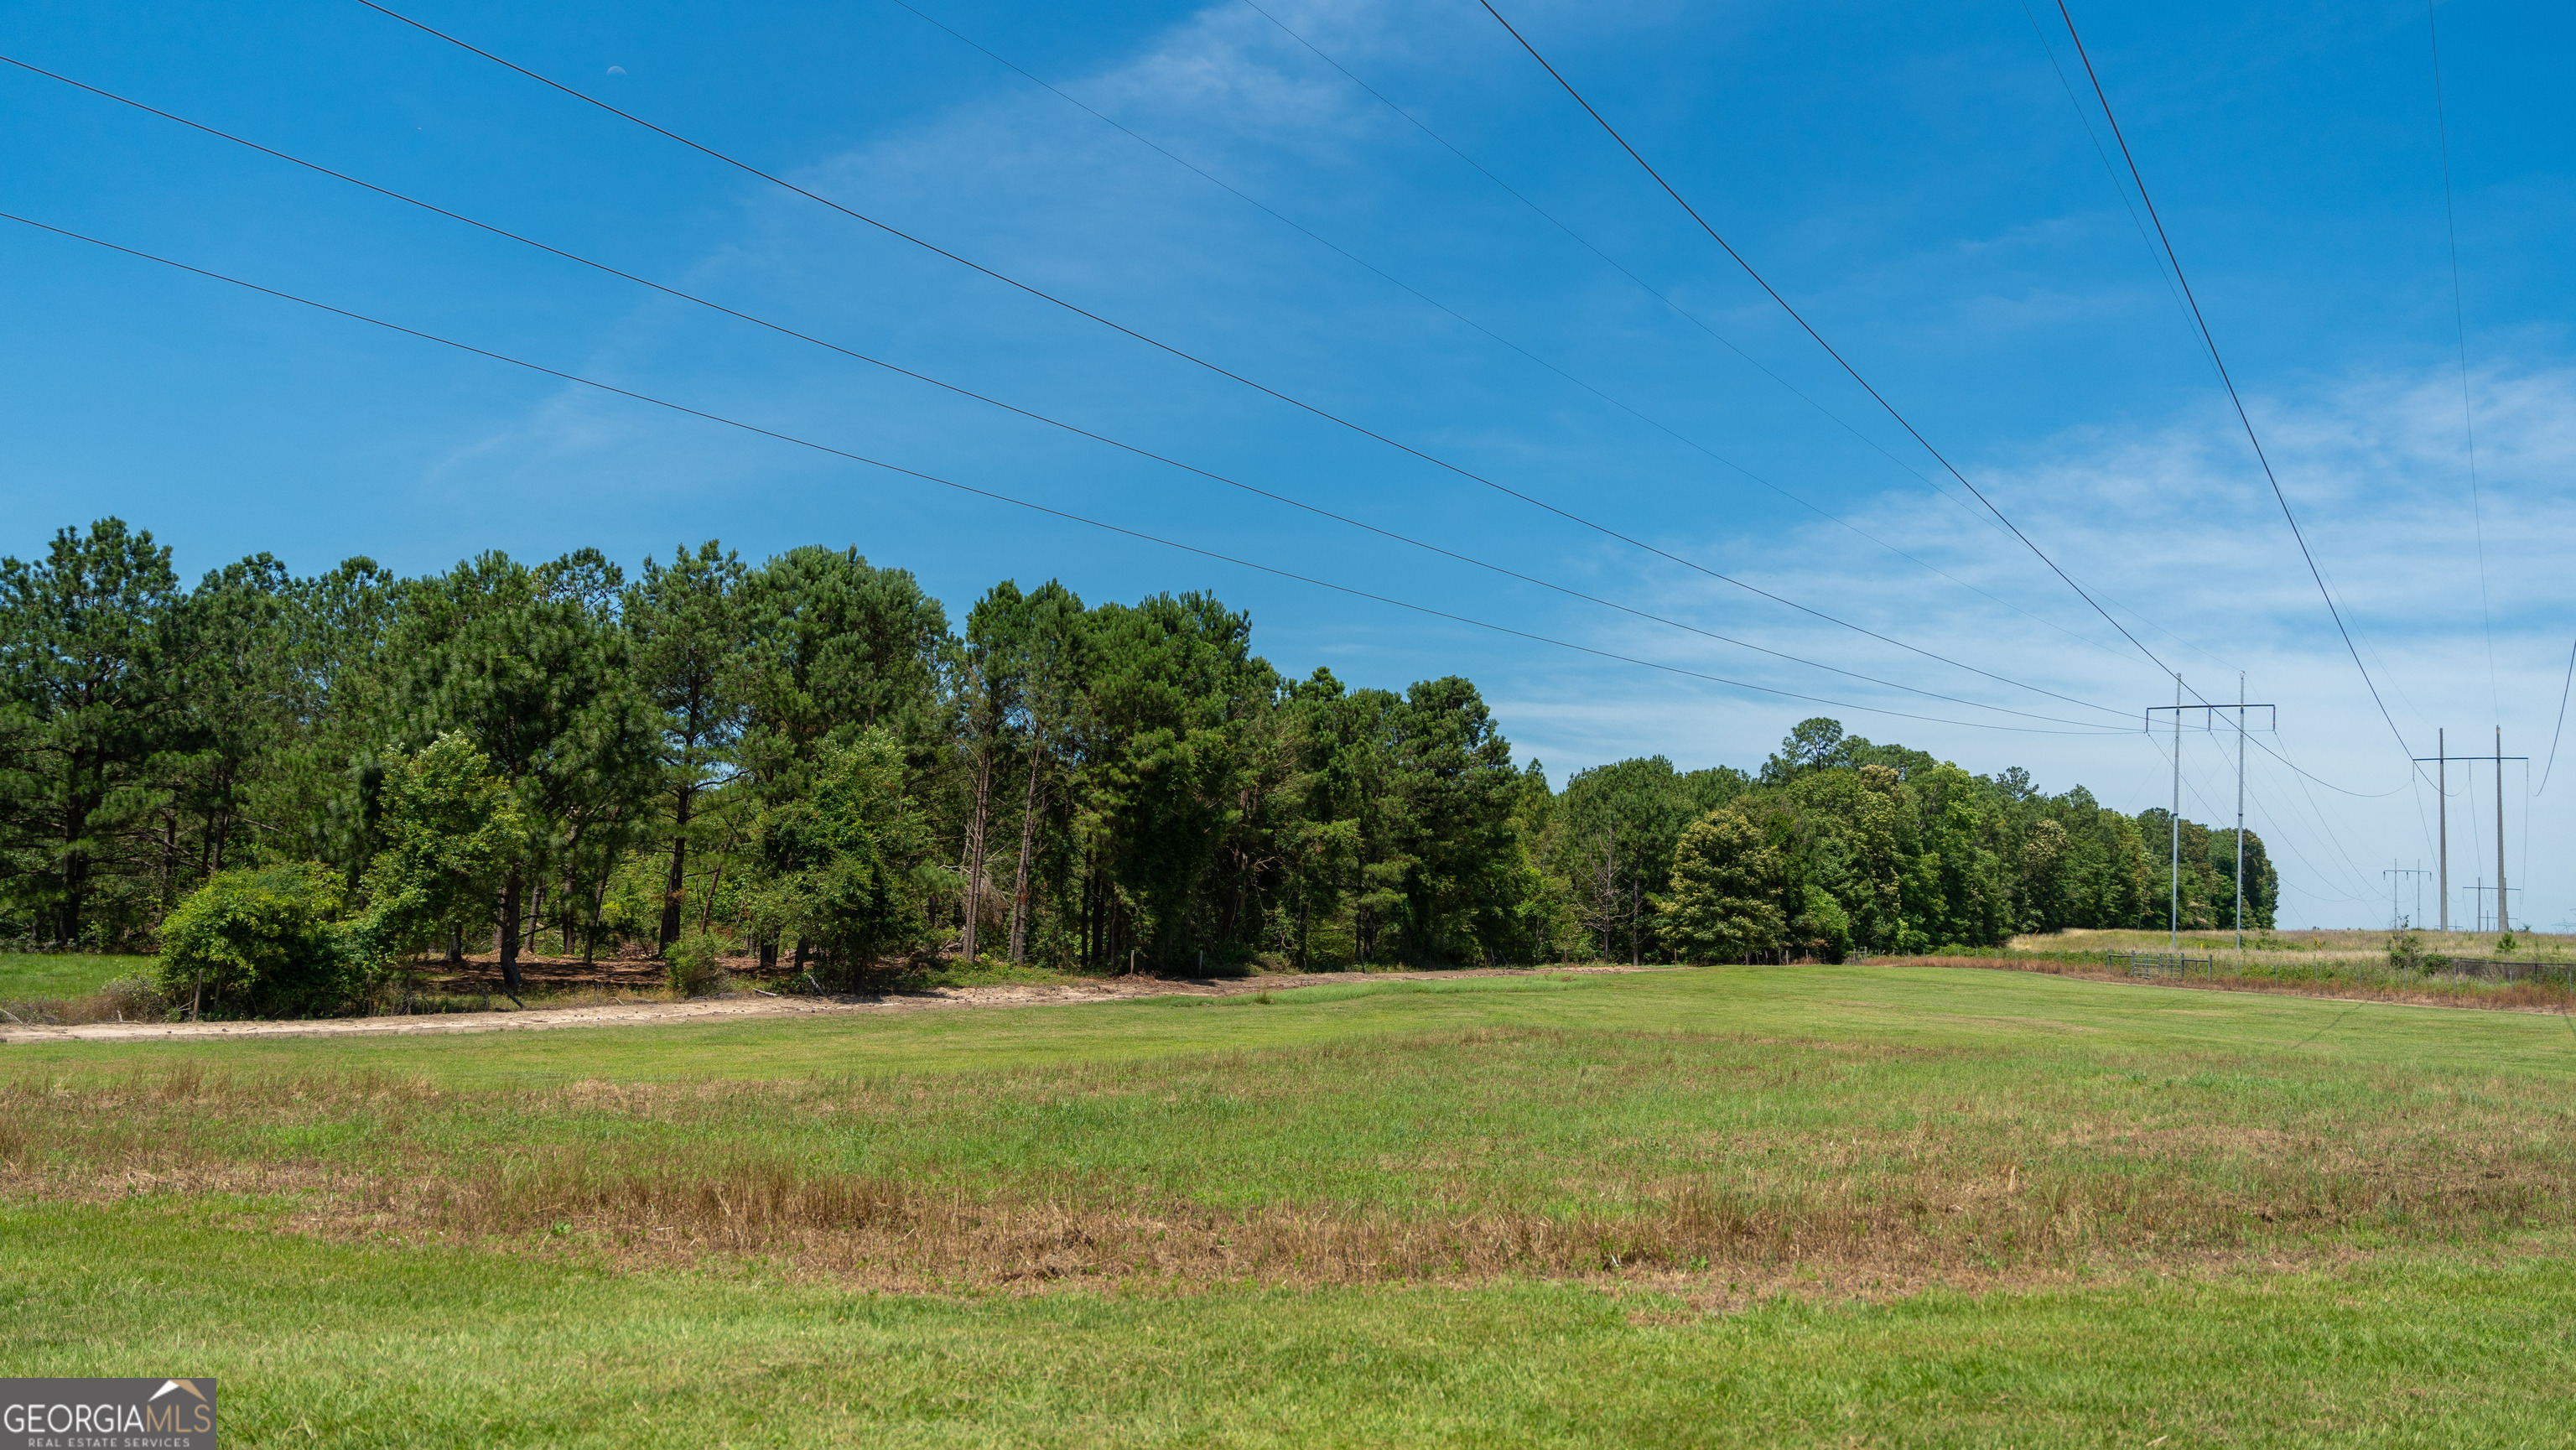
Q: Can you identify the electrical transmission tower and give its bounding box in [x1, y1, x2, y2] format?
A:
[2412, 729, 2525, 934]
[2383, 861, 2431, 931]
[2144, 676, 2276, 952]
[2460, 882, 2525, 934]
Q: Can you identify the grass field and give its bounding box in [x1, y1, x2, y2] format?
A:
[2015, 925, 2576, 964]
[9, 964, 2576, 1444]
[0, 950, 155, 1005]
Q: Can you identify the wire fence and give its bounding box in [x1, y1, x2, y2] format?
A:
[2419, 955, 2576, 986]
[2108, 951, 2215, 980]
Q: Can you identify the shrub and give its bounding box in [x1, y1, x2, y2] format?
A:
[665, 930, 731, 998]
[158, 863, 359, 1018]
[94, 974, 164, 1021]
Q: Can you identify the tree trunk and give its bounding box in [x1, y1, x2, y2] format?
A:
[659, 783, 693, 949]
[1083, 868, 1098, 974]
[496, 870, 526, 992]
[585, 877, 608, 965]
[961, 742, 993, 964]
[1006, 730, 1046, 965]
[526, 881, 547, 957]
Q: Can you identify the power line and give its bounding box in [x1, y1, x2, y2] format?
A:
[2012, 0, 2214, 385]
[2427, 0, 2500, 730]
[2256, 730, 2393, 902]
[2046, 1, 2421, 767]
[880, 3, 2134, 720]
[344, 0, 2135, 723]
[1473, 0, 2189, 686]
[2147, 726, 2371, 907]
[0, 53, 2129, 732]
[1236, 0, 2148, 668]
[2038, 0, 2448, 876]
[1, 210, 2137, 739]
[2541, 637, 2574, 793]
[2251, 730, 2405, 800]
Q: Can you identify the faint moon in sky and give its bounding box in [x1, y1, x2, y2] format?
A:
[606, 65, 626, 75]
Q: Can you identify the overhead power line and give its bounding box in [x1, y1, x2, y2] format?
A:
[2012, 0, 2213, 384]
[1234, 0, 2146, 667]
[1481, 0, 2416, 914]
[0, 53, 2125, 731]
[2426, 0, 2500, 730]
[2, 210, 2137, 738]
[1472, 0, 2183, 683]
[895, 0, 2142, 684]
[2541, 638, 2575, 794]
[336, 2, 2140, 719]
[2045, 1, 2421, 766]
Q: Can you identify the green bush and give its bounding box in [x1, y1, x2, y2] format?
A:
[664, 930, 731, 998]
[94, 974, 164, 1021]
[157, 863, 359, 1018]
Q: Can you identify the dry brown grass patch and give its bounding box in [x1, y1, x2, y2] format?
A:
[1880, 954, 2576, 1014]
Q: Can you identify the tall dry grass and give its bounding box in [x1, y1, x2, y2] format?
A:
[1883, 954, 2576, 1014]
[8, 1045, 2571, 1292]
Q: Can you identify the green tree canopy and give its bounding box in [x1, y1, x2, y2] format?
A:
[1658, 806, 1788, 963]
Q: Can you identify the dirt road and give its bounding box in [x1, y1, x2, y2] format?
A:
[0, 966, 1649, 1047]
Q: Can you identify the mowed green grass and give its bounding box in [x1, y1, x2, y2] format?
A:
[0, 951, 154, 1002]
[10, 965, 2576, 1445]
[9, 1203, 2574, 1447]
[13, 964, 2575, 1087]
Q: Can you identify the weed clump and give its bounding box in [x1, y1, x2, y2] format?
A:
[664, 931, 732, 999]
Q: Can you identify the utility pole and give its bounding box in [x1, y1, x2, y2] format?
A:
[2464, 884, 2524, 934]
[2383, 861, 2432, 930]
[2145, 692, 2276, 952]
[2235, 673, 2247, 952]
[2413, 734, 2525, 939]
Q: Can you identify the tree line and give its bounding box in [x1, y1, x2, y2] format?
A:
[0, 521, 2276, 1011]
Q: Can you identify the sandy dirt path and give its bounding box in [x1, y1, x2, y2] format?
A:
[0, 966, 1654, 1047]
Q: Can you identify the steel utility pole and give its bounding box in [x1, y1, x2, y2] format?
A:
[2464, 884, 2525, 934]
[2145, 692, 2277, 953]
[2383, 862, 2432, 930]
[2412, 735, 2525, 939]
[2236, 674, 2247, 952]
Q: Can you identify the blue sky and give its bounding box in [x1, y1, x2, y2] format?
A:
[4, 0, 2569, 928]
